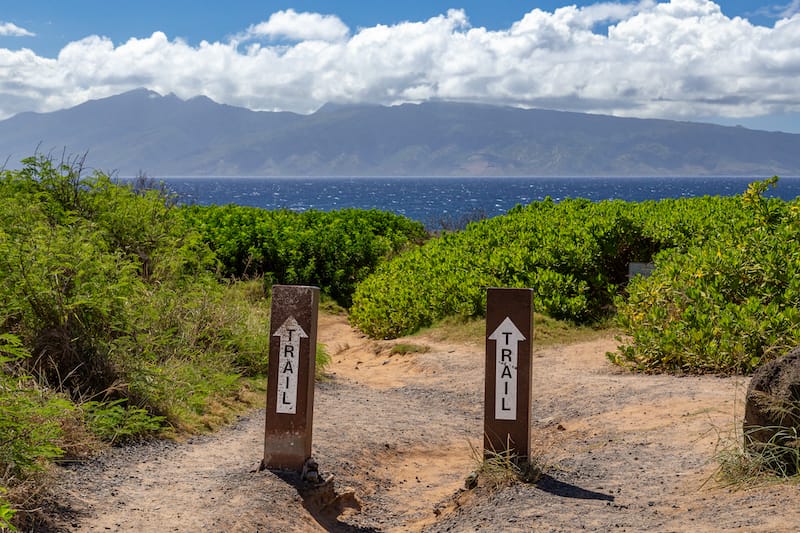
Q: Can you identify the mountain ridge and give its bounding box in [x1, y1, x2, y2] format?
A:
[0, 89, 797, 177]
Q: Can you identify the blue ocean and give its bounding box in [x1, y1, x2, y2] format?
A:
[154, 176, 800, 227]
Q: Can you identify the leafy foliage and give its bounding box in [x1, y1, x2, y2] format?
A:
[0, 379, 72, 479]
[0, 155, 288, 525]
[82, 399, 165, 445]
[1, 333, 70, 527]
[350, 198, 662, 338]
[0, 488, 15, 531]
[1, 155, 259, 402]
[182, 205, 426, 306]
[349, 181, 800, 376]
[612, 178, 800, 374]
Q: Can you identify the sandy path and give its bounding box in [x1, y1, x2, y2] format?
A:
[44, 313, 800, 532]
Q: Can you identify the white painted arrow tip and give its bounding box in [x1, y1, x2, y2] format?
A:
[272, 316, 309, 338]
[488, 316, 526, 342]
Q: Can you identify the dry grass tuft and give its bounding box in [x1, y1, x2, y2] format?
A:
[467, 437, 544, 491]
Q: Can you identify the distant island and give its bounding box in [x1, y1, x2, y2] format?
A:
[0, 88, 798, 177]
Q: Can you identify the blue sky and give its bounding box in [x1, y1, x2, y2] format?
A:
[1, 1, 799, 132]
[2, 1, 792, 56]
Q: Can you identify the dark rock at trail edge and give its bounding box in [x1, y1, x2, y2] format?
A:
[744, 346, 800, 474]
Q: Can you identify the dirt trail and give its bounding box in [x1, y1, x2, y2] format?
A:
[45, 313, 800, 532]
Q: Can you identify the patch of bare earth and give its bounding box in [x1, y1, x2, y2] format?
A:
[42, 313, 800, 532]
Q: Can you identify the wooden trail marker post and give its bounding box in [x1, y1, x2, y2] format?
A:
[484, 288, 534, 461]
[263, 285, 319, 472]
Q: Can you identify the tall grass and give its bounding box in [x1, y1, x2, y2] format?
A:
[0, 156, 314, 526]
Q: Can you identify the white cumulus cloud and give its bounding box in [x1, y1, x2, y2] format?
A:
[241, 9, 349, 42]
[0, 0, 799, 129]
[0, 21, 35, 37]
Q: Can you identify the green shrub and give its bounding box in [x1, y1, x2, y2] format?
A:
[0, 155, 343, 527]
[349, 198, 663, 338]
[82, 399, 165, 445]
[182, 205, 426, 307]
[0, 488, 15, 531]
[0, 155, 290, 441]
[0, 217, 139, 393]
[612, 178, 800, 374]
[1, 335, 71, 497]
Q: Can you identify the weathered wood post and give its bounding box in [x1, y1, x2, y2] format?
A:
[484, 288, 534, 461]
[263, 285, 319, 471]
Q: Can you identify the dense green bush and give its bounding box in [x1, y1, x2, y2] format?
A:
[612, 178, 800, 374]
[0, 156, 257, 411]
[182, 205, 426, 306]
[0, 156, 281, 524]
[349, 198, 657, 338]
[628, 195, 748, 251]
[348, 189, 775, 345]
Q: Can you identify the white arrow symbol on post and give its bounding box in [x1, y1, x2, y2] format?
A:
[489, 317, 526, 421]
[274, 316, 308, 415]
